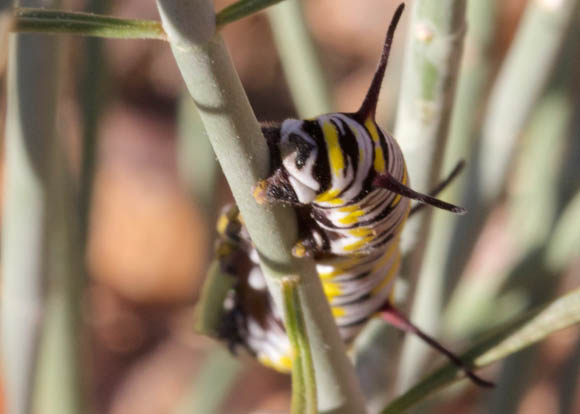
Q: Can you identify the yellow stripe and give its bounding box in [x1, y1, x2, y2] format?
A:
[339, 204, 359, 212]
[374, 149, 386, 173]
[364, 118, 386, 173]
[216, 214, 228, 235]
[279, 355, 293, 371]
[391, 193, 402, 206]
[315, 188, 340, 203]
[348, 226, 373, 237]
[338, 209, 365, 225]
[318, 255, 366, 280]
[391, 169, 408, 207]
[322, 121, 345, 175]
[342, 235, 375, 252]
[364, 118, 380, 142]
[402, 168, 408, 185]
[258, 354, 292, 373]
[331, 306, 345, 317]
[326, 197, 344, 205]
[322, 281, 342, 300]
[292, 242, 307, 258]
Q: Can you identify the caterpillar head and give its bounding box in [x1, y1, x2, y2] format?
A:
[277, 119, 322, 203]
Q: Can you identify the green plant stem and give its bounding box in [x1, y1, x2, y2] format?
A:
[177, 94, 216, 216]
[283, 277, 317, 414]
[13, 8, 167, 39]
[1, 2, 64, 411]
[382, 288, 580, 414]
[546, 190, 580, 271]
[13, 0, 286, 39]
[155, 1, 366, 412]
[392, 0, 467, 392]
[430, 0, 497, 305]
[396, 1, 497, 394]
[216, 0, 284, 27]
[78, 0, 109, 242]
[394, 0, 467, 253]
[2, 0, 84, 413]
[1, 31, 55, 414]
[34, 24, 86, 414]
[267, 0, 333, 118]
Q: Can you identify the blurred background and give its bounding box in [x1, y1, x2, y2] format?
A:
[1, 0, 579, 413]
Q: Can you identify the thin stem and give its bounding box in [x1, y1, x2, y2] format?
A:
[2, 1, 85, 412]
[216, 0, 284, 28]
[1, 31, 55, 414]
[13, 8, 167, 40]
[155, 0, 366, 412]
[283, 277, 317, 414]
[392, 0, 468, 392]
[267, 0, 333, 117]
[396, 0, 497, 396]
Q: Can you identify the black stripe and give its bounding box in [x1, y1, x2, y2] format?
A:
[333, 116, 361, 199]
[337, 315, 370, 329]
[337, 292, 372, 307]
[302, 120, 331, 193]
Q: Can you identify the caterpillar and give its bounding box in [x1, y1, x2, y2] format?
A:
[211, 4, 492, 388]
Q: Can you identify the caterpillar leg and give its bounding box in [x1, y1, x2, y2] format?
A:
[409, 160, 466, 217]
[378, 302, 494, 388]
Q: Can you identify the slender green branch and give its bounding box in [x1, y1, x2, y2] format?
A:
[155, 0, 366, 412]
[13, 8, 167, 40]
[267, 0, 333, 117]
[382, 288, 580, 414]
[13, 0, 288, 40]
[395, 0, 497, 396]
[216, 0, 284, 28]
[283, 277, 317, 414]
[393, 0, 467, 391]
[2, 1, 85, 412]
[1, 8, 66, 412]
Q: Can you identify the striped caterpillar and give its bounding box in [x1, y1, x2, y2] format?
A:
[212, 4, 491, 388]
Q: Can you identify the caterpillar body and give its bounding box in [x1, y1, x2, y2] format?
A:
[211, 4, 491, 387]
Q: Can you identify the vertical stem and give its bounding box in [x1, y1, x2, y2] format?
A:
[0, 0, 86, 413]
[79, 0, 109, 245]
[398, 0, 497, 391]
[33, 151, 85, 414]
[177, 95, 217, 216]
[394, 0, 466, 254]
[1, 31, 56, 414]
[32, 0, 86, 412]
[267, 0, 333, 117]
[155, 1, 366, 412]
[392, 0, 467, 391]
